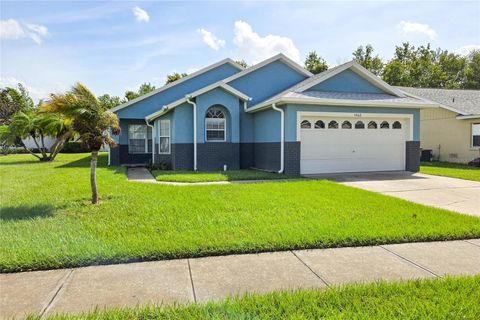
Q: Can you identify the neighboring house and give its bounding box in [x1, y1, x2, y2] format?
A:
[22, 136, 55, 151]
[110, 54, 437, 174]
[398, 87, 480, 164]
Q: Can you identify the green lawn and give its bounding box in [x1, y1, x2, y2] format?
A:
[1, 153, 479, 273]
[420, 161, 480, 182]
[152, 169, 298, 182]
[38, 276, 480, 320]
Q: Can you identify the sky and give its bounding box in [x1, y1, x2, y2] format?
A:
[1, 0, 479, 101]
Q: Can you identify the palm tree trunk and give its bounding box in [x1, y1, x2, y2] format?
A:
[49, 131, 72, 160]
[32, 134, 48, 160]
[90, 150, 98, 204]
[19, 140, 41, 159]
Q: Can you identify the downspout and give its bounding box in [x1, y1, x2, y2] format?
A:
[271, 103, 284, 173]
[145, 119, 155, 165]
[186, 96, 197, 171]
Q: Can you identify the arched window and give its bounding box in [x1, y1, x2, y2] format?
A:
[342, 121, 352, 129]
[314, 120, 325, 129]
[368, 121, 377, 129]
[328, 120, 338, 129]
[355, 121, 365, 129]
[380, 121, 390, 129]
[300, 120, 311, 129]
[205, 106, 226, 141]
[393, 121, 402, 129]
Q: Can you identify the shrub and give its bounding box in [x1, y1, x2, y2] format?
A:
[61, 141, 89, 153]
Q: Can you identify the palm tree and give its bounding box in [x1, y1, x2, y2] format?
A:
[42, 83, 120, 204]
[0, 109, 72, 161]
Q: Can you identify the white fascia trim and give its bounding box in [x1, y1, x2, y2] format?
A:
[296, 111, 414, 141]
[222, 53, 312, 84]
[296, 61, 406, 98]
[246, 97, 438, 113]
[112, 58, 244, 113]
[145, 82, 251, 121]
[456, 114, 480, 120]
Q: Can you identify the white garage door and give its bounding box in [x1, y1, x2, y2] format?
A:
[300, 116, 408, 174]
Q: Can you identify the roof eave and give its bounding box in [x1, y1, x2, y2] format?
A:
[145, 82, 251, 121]
[246, 97, 438, 113]
[112, 58, 245, 113]
[456, 114, 480, 120]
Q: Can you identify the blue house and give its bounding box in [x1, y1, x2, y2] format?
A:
[110, 54, 437, 174]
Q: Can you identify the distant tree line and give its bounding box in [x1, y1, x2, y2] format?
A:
[304, 42, 480, 89]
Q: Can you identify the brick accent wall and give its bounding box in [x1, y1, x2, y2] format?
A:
[114, 145, 151, 165]
[172, 143, 194, 170]
[284, 142, 300, 175]
[253, 142, 281, 172]
[240, 143, 254, 169]
[112, 141, 301, 175]
[406, 141, 421, 172]
[197, 143, 240, 171]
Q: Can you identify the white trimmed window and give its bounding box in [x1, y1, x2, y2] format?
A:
[472, 123, 480, 148]
[128, 124, 151, 154]
[159, 120, 171, 154]
[205, 106, 226, 141]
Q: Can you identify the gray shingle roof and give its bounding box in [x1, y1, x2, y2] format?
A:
[396, 87, 480, 116]
[283, 91, 425, 104]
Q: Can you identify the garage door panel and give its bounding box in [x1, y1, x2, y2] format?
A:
[300, 116, 406, 174]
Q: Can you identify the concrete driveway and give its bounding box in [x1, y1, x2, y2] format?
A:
[308, 172, 480, 217]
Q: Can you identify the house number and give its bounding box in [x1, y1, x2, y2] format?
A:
[354, 113, 362, 117]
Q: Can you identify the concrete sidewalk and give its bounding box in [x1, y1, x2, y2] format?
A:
[1, 239, 479, 319]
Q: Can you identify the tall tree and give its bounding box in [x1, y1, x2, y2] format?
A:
[464, 50, 480, 89]
[124, 82, 156, 101]
[352, 45, 384, 76]
[42, 83, 120, 204]
[304, 51, 329, 74]
[235, 59, 249, 68]
[98, 94, 121, 109]
[382, 43, 468, 88]
[165, 72, 188, 84]
[0, 84, 35, 125]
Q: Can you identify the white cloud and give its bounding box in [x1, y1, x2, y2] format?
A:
[1, 19, 25, 39]
[26, 23, 48, 36]
[397, 20, 438, 40]
[454, 44, 480, 56]
[0, 19, 48, 44]
[233, 20, 300, 63]
[132, 6, 149, 23]
[197, 28, 225, 50]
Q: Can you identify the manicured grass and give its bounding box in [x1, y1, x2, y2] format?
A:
[38, 276, 480, 320]
[152, 169, 298, 182]
[1, 153, 479, 273]
[420, 161, 480, 182]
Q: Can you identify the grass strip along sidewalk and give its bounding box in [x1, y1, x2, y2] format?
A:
[152, 169, 298, 182]
[36, 276, 480, 319]
[420, 161, 480, 182]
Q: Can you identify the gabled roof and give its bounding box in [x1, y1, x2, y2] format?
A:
[222, 53, 313, 83]
[246, 61, 438, 113]
[111, 58, 244, 113]
[396, 86, 480, 117]
[293, 61, 406, 97]
[145, 81, 250, 121]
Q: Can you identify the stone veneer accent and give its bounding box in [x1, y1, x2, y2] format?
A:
[405, 140, 421, 172]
